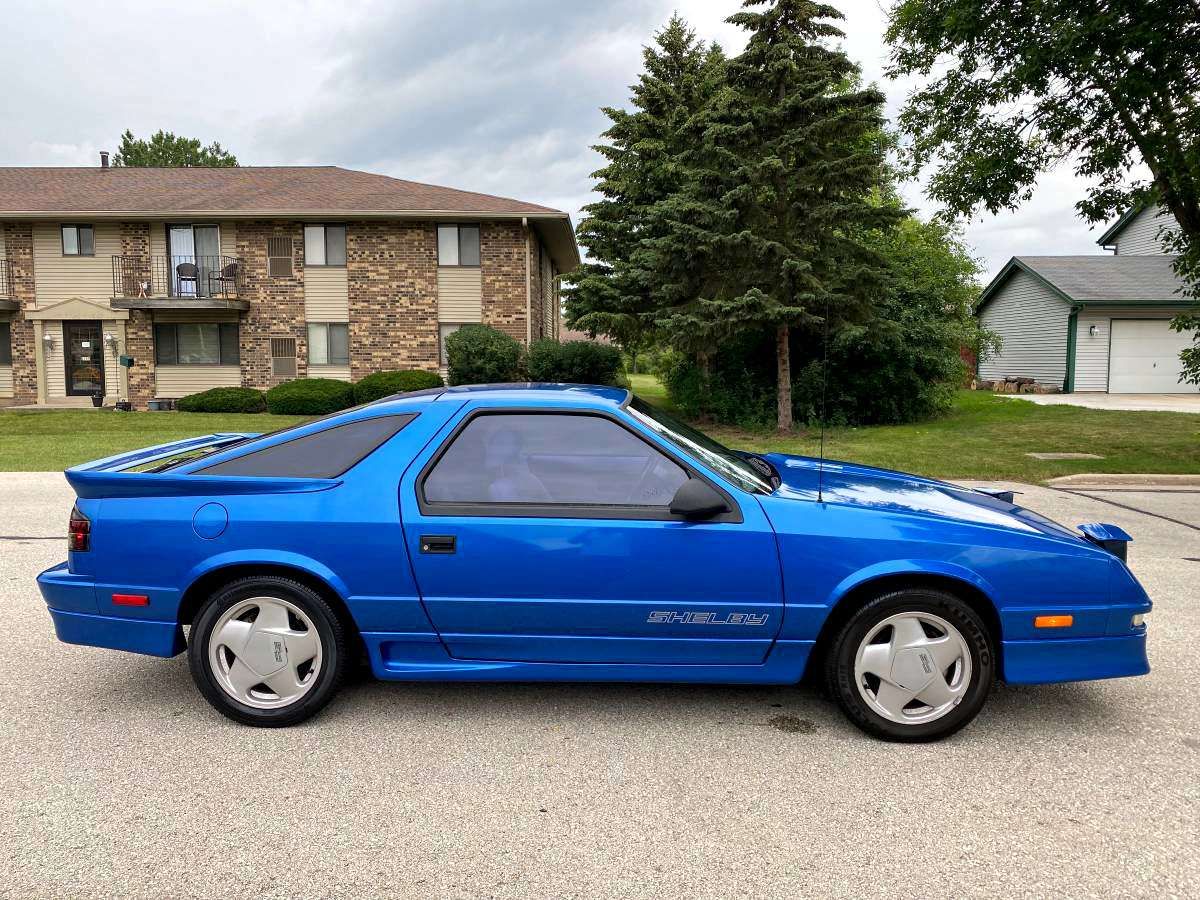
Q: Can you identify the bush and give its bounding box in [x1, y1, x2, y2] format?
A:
[353, 369, 444, 404]
[526, 339, 625, 386]
[264, 378, 356, 415]
[175, 386, 266, 414]
[445, 325, 523, 386]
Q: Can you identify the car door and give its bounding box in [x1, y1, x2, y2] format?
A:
[398, 405, 783, 666]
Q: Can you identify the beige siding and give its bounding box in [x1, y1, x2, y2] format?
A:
[45, 320, 65, 398]
[0, 225, 6, 257]
[1073, 306, 1184, 391]
[0, 364, 12, 398]
[220, 222, 237, 258]
[33, 223, 121, 305]
[305, 267, 349, 321]
[1114, 206, 1179, 256]
[307, 364, 351, 382]
[541, 254, 555, 338]
[978, 269, 1072, 387]
[155, 365, 241, 398]
[437, 268, 483, 322]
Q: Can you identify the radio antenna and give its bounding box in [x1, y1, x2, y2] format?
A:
[817, 293, 830, 504]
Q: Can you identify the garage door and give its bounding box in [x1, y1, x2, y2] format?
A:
[1108, 319, 1197, 393]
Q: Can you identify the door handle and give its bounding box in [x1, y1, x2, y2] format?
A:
[420, 534, 456, 554]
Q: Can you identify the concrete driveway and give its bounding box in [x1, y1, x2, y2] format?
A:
[0, 473, 1197, 898]
[1003, 392, 1200, 413]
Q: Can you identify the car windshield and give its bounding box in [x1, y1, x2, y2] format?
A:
[627, 397, 774, 495]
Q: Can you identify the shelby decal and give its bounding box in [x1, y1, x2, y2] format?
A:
[647, 611, 769, 626]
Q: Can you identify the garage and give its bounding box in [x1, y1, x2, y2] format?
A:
[1108, 319, 1194, 393]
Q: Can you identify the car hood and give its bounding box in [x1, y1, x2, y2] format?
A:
[759, 453, 1083, 540]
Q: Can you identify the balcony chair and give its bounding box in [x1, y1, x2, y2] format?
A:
[175, 262, 199, 297]
[207, 260, 241, 298]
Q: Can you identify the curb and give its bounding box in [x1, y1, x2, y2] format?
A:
[1046, 473, 1200, 491]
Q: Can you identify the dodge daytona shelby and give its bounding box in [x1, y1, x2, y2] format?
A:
[38, 384, 1151, 741]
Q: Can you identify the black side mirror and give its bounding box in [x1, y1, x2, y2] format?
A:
[669, 478, 729, 520]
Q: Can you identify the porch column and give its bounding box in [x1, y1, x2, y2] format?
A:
[33, 320, 46, 405]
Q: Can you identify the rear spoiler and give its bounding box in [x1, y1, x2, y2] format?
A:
[65, 433, 341, 499]
[1077, 523, 1133, 561]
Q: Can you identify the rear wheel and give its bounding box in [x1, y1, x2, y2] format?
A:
[188, 576, 347, 727]
[825, 589, 994, 742]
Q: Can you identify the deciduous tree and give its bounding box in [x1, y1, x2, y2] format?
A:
[886, 0, 1200, 380]
[112, 129, 238, 167]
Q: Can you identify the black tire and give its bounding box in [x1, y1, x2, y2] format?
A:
[188, 576, 347, 727]
[824, 588, 994, 742]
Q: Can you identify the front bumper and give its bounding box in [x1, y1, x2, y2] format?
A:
[1002, 632, 1149, 684]
[38, 562, 184, 658]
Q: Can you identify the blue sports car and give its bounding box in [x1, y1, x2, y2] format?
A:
[38, 384, 1151, 741]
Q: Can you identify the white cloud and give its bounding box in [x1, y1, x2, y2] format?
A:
[0, 0, 1119, 282]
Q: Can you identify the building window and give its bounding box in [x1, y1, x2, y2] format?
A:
[0, 321, 11, 365]
[308, 322, 349, 366]
[154, 323, 240, 366]
[303, 225, 347, 267]
[437, 224, 480, 267]
[61, 225, 95, 257]
[439, 323, 463, 366]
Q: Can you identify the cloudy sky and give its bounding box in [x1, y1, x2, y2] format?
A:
[2, 0, 1117, 281]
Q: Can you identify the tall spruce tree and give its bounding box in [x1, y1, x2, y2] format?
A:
[564, 17, 725, 349]
[662, 0, 901, 430]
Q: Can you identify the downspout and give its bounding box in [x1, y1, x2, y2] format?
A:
[523, 217, 532, 347]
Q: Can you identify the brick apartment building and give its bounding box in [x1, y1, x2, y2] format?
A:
[0, 162, 577, 408]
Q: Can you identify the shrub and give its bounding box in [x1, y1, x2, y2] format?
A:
[526, 339, 625, 386]
[445, 325, 523, 385]
[353, 369, 444, 404]
[264, 378, 356, 415]
[175, 386, 266, 414]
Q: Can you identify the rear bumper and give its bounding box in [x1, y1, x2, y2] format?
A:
[39, 562, 184, 658]
[48, 607, 185, 657]
[1002, 633, 1149, 684]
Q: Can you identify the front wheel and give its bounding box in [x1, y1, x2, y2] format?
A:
[825, 589, 994, 742]
[188, 576, 347, 727]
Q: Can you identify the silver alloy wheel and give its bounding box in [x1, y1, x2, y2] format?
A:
[207, 596, 323, 710]
[853, 611, 972, 726]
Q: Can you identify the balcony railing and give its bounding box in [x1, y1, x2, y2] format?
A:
[112, 255, 246, 300]
[0, 258, 12, 298]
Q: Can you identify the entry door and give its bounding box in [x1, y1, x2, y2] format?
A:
[399, 409, 783, 666]
[169, 225, 220, 296]
[63, 321, 104, 396]
[1109, 319, 1196, 393]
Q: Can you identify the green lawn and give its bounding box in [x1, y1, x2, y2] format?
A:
[0, 410, 309, 472]
[629, 376, 1200, 483]
[1, 383, 1197, 480]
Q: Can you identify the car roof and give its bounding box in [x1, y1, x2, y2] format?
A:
[365, 382, 632, 414]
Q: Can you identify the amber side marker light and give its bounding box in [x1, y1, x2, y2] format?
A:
[1034, 615, 1074, 629]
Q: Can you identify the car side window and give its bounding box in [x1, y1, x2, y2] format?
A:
[195, 415, 415, 478]
[423, 413, 688, 507]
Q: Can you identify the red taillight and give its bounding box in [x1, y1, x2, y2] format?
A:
[112, 593, 149, 607]
[68, 504, 90, 552]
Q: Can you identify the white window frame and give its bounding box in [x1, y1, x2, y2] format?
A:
[308, 322, 350, 366]
[437, 224, 480, 267]
[304, 225, 346, 267]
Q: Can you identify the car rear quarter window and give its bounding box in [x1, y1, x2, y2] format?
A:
[196, 415, 415, 478]
[423, 412, 688, 506]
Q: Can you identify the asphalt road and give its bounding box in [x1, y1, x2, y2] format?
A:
[0, 473, 1196, 898]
